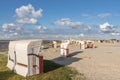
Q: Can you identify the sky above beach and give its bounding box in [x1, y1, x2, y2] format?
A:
[0, 0, 120, 40]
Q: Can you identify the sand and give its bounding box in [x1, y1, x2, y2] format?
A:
[41, 42, 120, 80]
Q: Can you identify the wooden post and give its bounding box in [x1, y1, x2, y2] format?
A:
[66, 49, 69, 57]
[52, 43, 54, 48]
[39, 56, 43, 73]
[80, 43, 81, 49]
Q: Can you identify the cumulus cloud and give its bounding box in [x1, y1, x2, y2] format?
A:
[15, 4, 43, 24]
[2, 23, 21, 32]
[111, 32, 120, 36]
[54, 18, 83, 27]
[99, 22, 115, 33]
[98, 13, 112, 18]
[0, 4, 48, 39]
[54, 18, 91, 30]
[99, 22, 120, 36]
[36, 25, 47, 31]
[1, 23, 22, 39]
[42, 26, 47, 30]
[36, 25, 42, 30]
[1, 23, 47, 39]
[13, 32, 19, 36]
[79, 33, 84, 37]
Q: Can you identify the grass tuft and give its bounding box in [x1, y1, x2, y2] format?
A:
[0, 49, 8, 52]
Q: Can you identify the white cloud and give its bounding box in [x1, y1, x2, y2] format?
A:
[2, 23, 21, 32]
[54, 18, 83, 27]
[111, 32, 120, 36]
[99, 22, 120, 37]
[14, 32, 18, 35]
[98, 13, 112, 18]
[2, 23, 14, 31]
[54, 18, 91, 31]
[79, 33, 84, 37]
[17, 18, 37, 24]
[43, 26, 47, 30]
[36, 25, 47, 30]
[99, 22, 115, 33]
[15, 4, 43, 24]
[0, 4, 48, 39]
[36, 25, 42, 30]
[84, 26, 91, 31]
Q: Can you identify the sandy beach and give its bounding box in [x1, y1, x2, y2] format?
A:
[41, 42, 120, 80]
[1, 41, 120, 80]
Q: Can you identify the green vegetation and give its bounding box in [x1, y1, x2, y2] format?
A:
[0, 55, 86, 80]
[0, 49, 8, 52]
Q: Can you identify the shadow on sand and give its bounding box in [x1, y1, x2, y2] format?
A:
[44, 51, 83, 73]
[69, 51, 83, 57]
[51, 51, 83, 65]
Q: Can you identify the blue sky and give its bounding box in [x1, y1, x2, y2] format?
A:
[0, 0, 120, 40]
